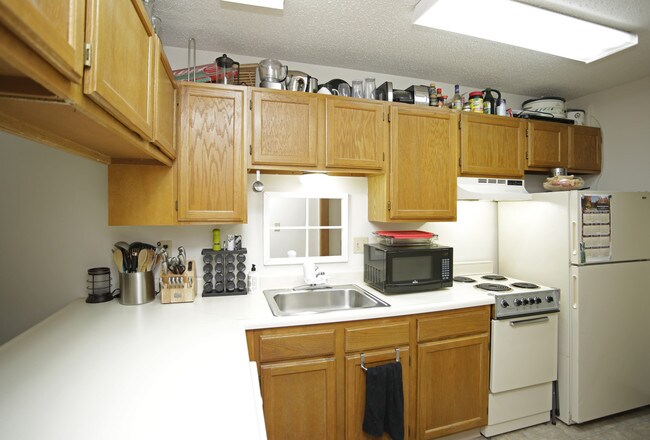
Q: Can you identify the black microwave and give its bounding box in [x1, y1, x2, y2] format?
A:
[364, 244, 453, 293]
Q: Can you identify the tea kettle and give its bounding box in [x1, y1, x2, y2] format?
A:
[215, 54, 240, 85]
[258, 59, 288, 89]
[482, 88, 502, 115]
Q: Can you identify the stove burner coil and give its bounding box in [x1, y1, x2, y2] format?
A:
[475, 283, 512, 292]
[481, 274, 507, 281]
[453, 276, 476, 283]
[511, 282, 540, 289]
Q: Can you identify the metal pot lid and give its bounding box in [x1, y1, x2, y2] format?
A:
[522, 96, 566, 106]
[215, 53, 237, 68]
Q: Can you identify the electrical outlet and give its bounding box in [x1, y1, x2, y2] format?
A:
[353, 237, 368, 254]
[159, 240, 172, 250]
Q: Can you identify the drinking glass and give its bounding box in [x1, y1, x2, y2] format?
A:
[363, 77, 376, 100]
[337, 83, 351, 97]
[351, 80, 363, 98]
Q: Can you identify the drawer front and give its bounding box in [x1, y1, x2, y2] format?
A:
[259, 330, 336, 363]
[417, 307, 490, 342]
[345, 321, 409, 352]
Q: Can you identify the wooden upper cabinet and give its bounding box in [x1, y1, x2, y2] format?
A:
[526, 120, 568, 170]
[152, 37, 176, 159]
[177, 84, 247, 223]
[84, 0, 155, 140]
[0, 0, 85, 83]
[251, 89, 318, 168]
[568, 125, 601, 173]
[369, 105, 457, 222]
[460, 113, 526, 178]
[324, 97, 386, 170]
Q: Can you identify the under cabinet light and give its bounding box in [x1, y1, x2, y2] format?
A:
[413, 0, 638, 63]
[222, 0, 284, 10]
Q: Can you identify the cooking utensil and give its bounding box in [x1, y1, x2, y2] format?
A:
[113, 249, 125, 273]
[253, 170, 264, 192]
[137, 249, 149, 272]
[114, 243, 130, 272]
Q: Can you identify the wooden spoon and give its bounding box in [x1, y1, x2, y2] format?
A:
[113, 249, 124, 273]
[145, 248, 156, 272]
[137, 249, 149, 272]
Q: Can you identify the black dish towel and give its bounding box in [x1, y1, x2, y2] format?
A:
[362, 362, 404, 440]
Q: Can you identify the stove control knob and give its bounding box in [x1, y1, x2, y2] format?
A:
[528, 297, 536, 305]
[500, 299, 509, 308]
[514, 298, 522, 306]
[535, 297, 542, 304]
[546, 295, 554, 303]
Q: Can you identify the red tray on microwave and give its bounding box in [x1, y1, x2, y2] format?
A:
[374, 230, 437, 246]
[375, 230, 434, 238]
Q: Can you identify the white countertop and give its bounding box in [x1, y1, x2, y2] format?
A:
[0, 281, 493, 440]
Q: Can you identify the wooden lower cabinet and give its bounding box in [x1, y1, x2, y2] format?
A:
[247, 306, 490, 440]
[261, 357, 337, 440]
[416, 335, 489, 439]
[345, 347, 411, 440]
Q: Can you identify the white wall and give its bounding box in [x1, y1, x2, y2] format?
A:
[567, 74, 650, 191]
[0, 133, 113, 344]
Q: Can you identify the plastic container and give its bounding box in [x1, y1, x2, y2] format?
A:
[469, 91, 483, 113]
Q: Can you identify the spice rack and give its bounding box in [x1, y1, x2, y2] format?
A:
[201, 248, 248, 296]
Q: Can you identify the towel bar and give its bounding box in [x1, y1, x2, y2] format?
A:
[360, 347, 400, 371]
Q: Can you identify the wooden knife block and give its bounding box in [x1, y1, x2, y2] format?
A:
[160, 260, 197, 304]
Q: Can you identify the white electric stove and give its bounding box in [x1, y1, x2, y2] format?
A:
[453, 274, 560, 438]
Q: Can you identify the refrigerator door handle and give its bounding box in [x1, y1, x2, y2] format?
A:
[571, 220, 579, 257]
[572, 273, 579, 309]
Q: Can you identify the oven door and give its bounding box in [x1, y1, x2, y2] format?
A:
[490, 313, 558, 393]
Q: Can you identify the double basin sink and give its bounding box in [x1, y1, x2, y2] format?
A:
[264, 284, 390, 316]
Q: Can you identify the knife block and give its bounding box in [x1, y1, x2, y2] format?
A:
[160, 260, 197, 304]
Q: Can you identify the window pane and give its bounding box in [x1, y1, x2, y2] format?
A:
[269, 229, 306, 259]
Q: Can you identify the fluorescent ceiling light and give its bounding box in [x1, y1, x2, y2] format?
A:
[222, 0, 284, 10]
[413, 0, 638, 63]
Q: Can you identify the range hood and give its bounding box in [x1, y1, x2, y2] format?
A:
[457, 177, 532, 201]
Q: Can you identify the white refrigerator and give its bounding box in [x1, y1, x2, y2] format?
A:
[498, 190, 650, 424]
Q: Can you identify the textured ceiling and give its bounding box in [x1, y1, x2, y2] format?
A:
[155, 0, 650, 100]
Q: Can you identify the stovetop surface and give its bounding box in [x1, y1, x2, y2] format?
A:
[453, 274, 560, 319]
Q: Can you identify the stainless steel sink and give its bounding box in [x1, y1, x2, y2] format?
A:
[263, 284, 390, 317]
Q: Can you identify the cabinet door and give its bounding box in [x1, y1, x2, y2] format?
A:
[389, 106, 457, 221]
[0, 0, 85, 83]
[568, 125, 601, 173]
[460, 113, 525, 178]
[152, 37, 176, 159]
[417, 334, 489, 439]
[345, 347, 411, 440]
[177, 84, 246, 223]
[325, 97, 386, 170]
[84, 0, 155, 140]
[251, 89, 318, 167]
[261, 358, 337, 440]
[527, 120, 568, 169]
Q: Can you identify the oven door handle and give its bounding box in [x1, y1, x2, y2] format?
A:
[509, 316, 550, 327]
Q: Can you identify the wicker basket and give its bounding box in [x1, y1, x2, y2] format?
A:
[238, 63, 257, 86]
